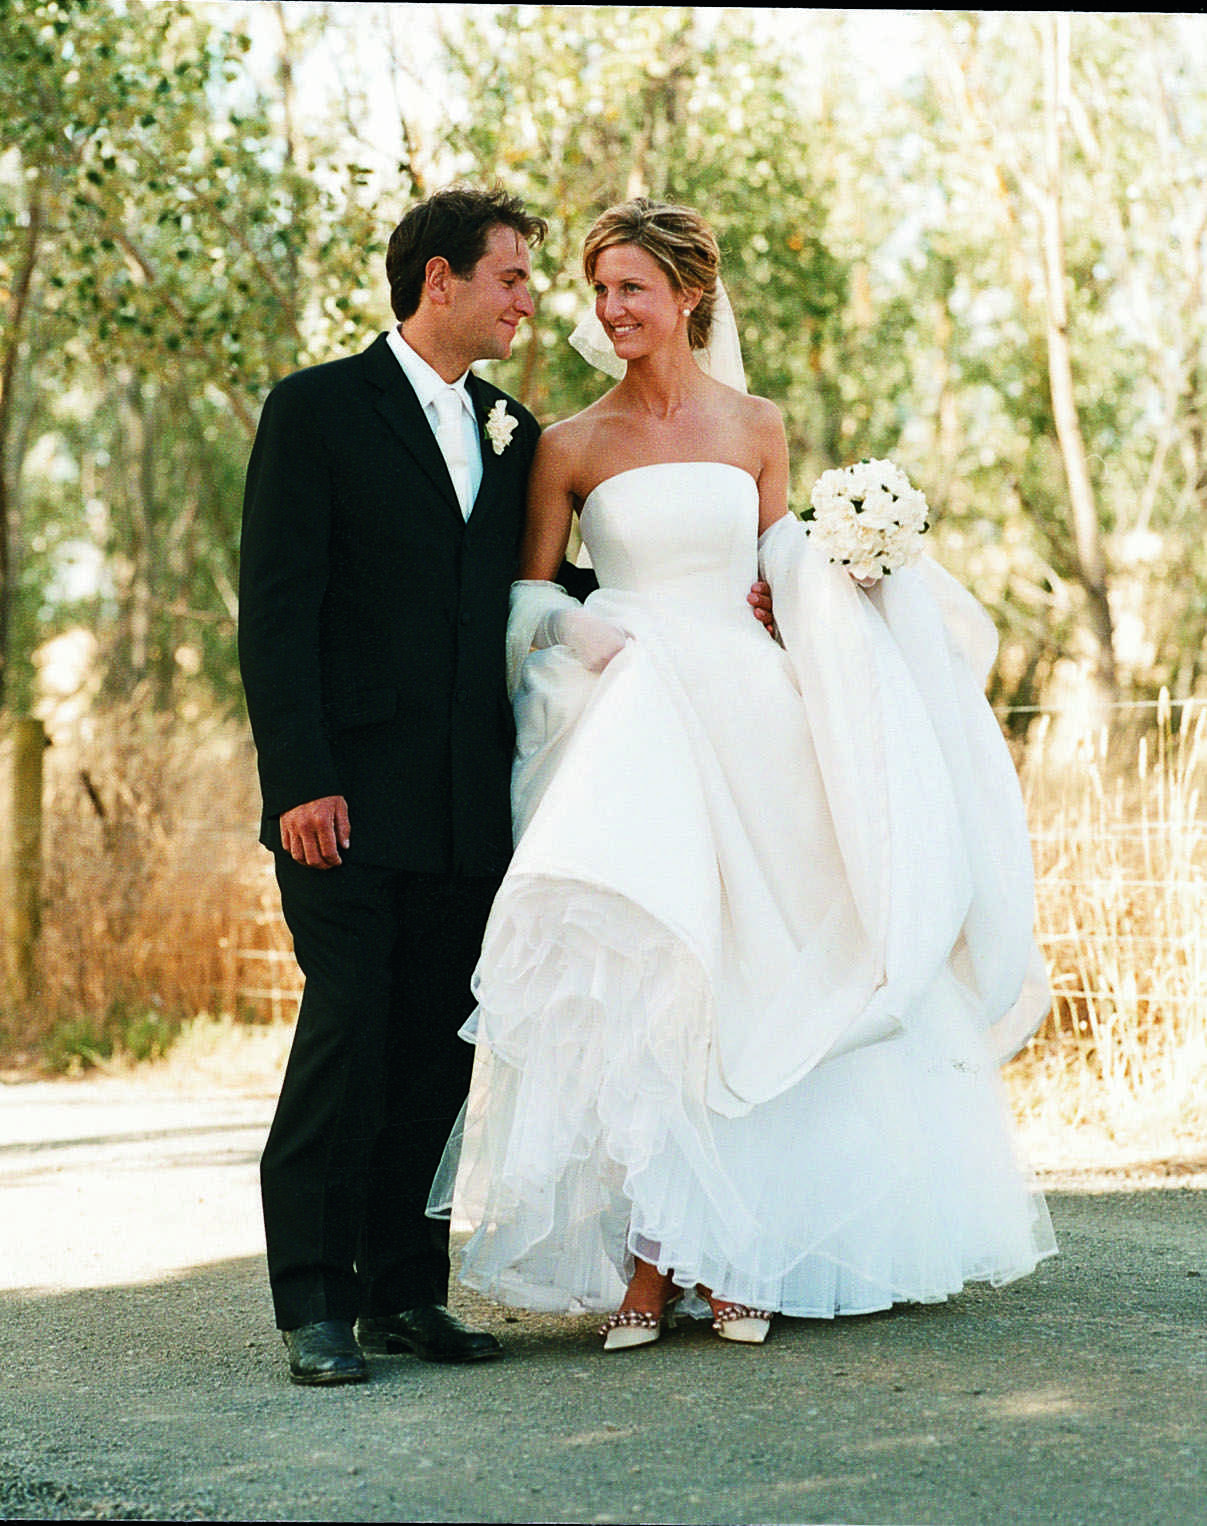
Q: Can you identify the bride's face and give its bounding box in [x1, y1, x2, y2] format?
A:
[592, 244, 691, 363]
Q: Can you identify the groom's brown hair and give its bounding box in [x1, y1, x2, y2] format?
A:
[386, 186, 547, 322]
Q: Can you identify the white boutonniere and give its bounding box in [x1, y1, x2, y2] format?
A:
[485, 399, 518, 456]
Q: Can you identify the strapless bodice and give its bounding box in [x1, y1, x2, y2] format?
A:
[580, 462, 759, 620]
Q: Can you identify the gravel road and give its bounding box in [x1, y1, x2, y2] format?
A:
[1, 1075, 1204, 1525]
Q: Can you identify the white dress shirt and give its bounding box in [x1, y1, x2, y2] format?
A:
[386, 327, 483, 516]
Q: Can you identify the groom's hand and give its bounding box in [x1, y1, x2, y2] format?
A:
[280, 795, 351, 869]
[748, 580, 776, 638]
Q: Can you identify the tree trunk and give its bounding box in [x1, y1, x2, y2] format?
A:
[0, 185, 44, 712]
[1040, 13, 1117, 699]
[0, 716, 45, 1006]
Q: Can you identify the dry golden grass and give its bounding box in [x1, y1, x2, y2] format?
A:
[86, 1010, 297, 1096]
[5, 701, 299, 1071]
[1007, 691, 1207, 1163]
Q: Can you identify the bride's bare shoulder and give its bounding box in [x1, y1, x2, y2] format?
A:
[536, 397, 621, 477]
[539, 395, 615, 450]
[700, 375, 780, 431]
[731, 387, 783, 431]
[732, 389, 788, 458]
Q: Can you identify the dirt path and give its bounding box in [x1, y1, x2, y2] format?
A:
[1, 1075, 1204, 1525]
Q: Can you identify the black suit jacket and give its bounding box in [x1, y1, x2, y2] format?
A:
[238, 332, 542, 877]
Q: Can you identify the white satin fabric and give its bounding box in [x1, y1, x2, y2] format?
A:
[430, 462, 1055, 1317]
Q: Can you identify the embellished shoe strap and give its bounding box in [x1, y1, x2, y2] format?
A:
[598, 1308, 661, 1335]
[710, 1302, 774, 1332]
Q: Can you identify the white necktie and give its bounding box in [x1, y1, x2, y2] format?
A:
[433, 386, 471, 519]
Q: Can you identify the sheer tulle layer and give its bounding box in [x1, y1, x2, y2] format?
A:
[430, 874, 1055, 1317]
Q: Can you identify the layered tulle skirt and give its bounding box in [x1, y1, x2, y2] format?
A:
[433, 882, 1053, 1316]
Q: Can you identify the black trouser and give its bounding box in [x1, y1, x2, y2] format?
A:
[261, 853, 499, 1330]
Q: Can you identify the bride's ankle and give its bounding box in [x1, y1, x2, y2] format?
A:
[620, 1260, 677, 1314]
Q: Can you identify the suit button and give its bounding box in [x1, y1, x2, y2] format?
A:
[460, 611, 471, 625]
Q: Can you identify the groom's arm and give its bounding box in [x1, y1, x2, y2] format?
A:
[238, 378, 344, 831]
[556, 562, 598, 601]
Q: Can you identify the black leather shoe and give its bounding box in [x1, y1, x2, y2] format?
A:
[282, 1320, 368, 1386]
[357, 1305, 502, 1364]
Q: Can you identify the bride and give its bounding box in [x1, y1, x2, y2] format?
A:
[429, 198, 1056, 1350]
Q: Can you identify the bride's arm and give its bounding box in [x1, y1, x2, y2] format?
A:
[518, 426, 576, 581]
[751, 396, 790, 537]
[745, 396, 790, 633]
[514, 425, 626, 675]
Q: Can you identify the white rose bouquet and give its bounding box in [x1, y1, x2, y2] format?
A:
[805, 458, 930, 581]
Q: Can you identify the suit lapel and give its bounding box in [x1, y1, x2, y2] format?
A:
[467, 372, 511, 521]
[362, 334, 464, 525]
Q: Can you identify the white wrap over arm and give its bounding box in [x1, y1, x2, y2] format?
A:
[757, 514, 1049, 1066]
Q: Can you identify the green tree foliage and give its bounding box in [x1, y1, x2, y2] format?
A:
[435, 5, 848, 481]
[3, 4, 1206, 723]
[858, 11, 1207, 715]
[0, 0, 387, 708]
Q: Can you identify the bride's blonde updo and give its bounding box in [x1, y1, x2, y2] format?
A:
[582, 198, 720, 352]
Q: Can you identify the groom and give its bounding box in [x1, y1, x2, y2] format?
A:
[240, 184, 776, 1386]
[238, 186, 564, 1385]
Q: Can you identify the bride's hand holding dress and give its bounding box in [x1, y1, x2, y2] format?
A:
[534, 602, 628, 672]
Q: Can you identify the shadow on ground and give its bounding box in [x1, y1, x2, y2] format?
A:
[1, 1188, 1204, 1525]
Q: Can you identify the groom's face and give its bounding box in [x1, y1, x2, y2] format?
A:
[447, 224, 536, 363]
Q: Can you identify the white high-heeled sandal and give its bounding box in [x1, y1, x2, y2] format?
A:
[598, 1300, 680, 1351]
[710, 1301, 773, 1344]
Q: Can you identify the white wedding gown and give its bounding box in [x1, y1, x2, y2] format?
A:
[429, 461, 1056, 1318]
